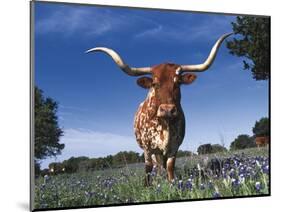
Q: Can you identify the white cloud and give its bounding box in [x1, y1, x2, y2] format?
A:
[35, 6, 126, 37]
[135, 25, 163, 38]
[36, 5, 235, 43]
[62, 128, 141, 157]
[41, 128, 141, 168]
[134, 15, 235, 43]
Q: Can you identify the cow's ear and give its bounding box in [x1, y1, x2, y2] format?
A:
[180, 73, 197, 85]
[137, 77, 153, 89]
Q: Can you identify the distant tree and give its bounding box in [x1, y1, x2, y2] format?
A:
[177, 150, 194, 157]
[62, 156, 89, 173]
[35, 86, 64, 169]
[113, 152, 126, 166]
[211, 144, 228, 153]
[197, 144, 213, 155]
[230, 134, 256, 150]
[47, 151, 148, 174]
[253, 117, 269, 137]
[123, 151, 140, 163]
[104, 155, 114, 168]
[78, 160, 91, 172]
[49, 162, 64, 174]
[40, 168, 49, 177]
[197, 143, 227, 155]
[140, 152, 145, 161]
[111, 151, 141, 165]
[226, 16, 270, 80]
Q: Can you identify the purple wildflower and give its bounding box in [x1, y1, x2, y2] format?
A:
[156, 184, 161, 193]
[185, 179, 192, 190]
[178, 180, 184, 190]
[213, 191, 221, 198]
[262, 165, 269, 174]
[255, 182, 261, 192]
[208, 180, 214, 189]
[199, 183, 205, 190]
[231, 178, 240, 187]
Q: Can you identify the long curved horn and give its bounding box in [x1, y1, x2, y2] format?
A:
[180, 33, 233, 72]
[86, 47, 152, 76]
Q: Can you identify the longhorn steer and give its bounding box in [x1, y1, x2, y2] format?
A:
[87, 33, 232, 185]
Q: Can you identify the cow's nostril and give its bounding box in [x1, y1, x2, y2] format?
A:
[171, 107, 176, 114]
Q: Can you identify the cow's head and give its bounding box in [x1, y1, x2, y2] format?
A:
[136, 63, 196, 119]
[86, 33, 232, 119]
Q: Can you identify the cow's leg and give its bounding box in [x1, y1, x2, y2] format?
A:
[166, 156, 176, 182]
[144, 151, 153, 186]
[163, 155, 167, 169]
[152, 154, 163, 176]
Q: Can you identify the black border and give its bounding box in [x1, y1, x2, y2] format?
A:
[30, 1, 35, 211]
[30, 0, 271, 211]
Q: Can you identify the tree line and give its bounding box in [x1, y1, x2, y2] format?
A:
[39, 150, 194, 176]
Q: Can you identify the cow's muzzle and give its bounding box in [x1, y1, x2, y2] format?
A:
[157, 104, 178, 118]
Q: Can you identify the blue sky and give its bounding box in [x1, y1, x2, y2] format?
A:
[34, 2, 269, 168]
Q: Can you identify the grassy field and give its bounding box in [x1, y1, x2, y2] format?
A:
[34, 146, 269, 209]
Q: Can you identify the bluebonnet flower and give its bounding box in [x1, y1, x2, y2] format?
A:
[213, 191, 221, 198]
[185, 179, 192, 190]
[239, 166, 245, 174]
[208, 180, 214, 189]
[222, 170, 227, 179]
[41, 203, 48, 208]
[40, 184, 46, 190]
[255, 182, 261, 192]
[256, 160, 261, 167]
[156, 184, 161, 193]
[233, 160, 239, 167]
[80, 182, 86, 188]
[229, 168, 235, 178]
[178, 180, 184, 190]
[125, 198, 134, 203]
[231, 178, 240, 187]
[85, 191, 95, 198]
[239, 173, 245, 183]
[262, 165, 269, 174]
[224, 162, 230, 170]
[43, 175, 49, 184]
[246, 167, 254, 178]
[199, 183, 205, 190]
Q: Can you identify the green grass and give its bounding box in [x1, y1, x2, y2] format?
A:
[34, 146, 269, 209]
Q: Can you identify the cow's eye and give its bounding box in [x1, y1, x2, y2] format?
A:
[152, 82, 160, 88]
